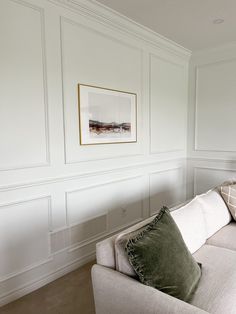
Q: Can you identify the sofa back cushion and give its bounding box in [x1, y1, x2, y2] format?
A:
[115, 198, 206, 277]
[197, 189, 231, 238]
[170, 198, 207, 254]
[96, 216, 153, 270]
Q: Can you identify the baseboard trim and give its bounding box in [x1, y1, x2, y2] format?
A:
[0, 252, 95, 307]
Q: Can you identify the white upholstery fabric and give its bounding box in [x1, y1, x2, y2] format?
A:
[114, 202, 190, 276]
[206, 222, 236, 251]
[97, 216, 154, 270]
[115, 217, 153, 277]
[94, 188, 236, 314]
[96, 234, 117, 269]
[92, 264, 209, 314]
[171, 198, 207, 254]
[197, 190, 231, 238]
[192, 245, 236, 314]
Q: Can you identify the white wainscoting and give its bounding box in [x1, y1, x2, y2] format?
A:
[0, 0, 49, 170]
[188, 44, 236, 161]
[66, 176, 145, 229]
[60, 16, 144, 164]
[194, 59, 236, 152]
[0, 0, 189, 306]
[193, 166, 236, 195]
[187, 44, 236, 200]
[0, 196, 52, 282]
[149, 166, 185, 215]
[150, 54, 187, 154]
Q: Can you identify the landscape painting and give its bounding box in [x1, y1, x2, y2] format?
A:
[78, 84, 137, 145]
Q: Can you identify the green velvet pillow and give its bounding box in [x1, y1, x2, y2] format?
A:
[125, 206, 201, 302]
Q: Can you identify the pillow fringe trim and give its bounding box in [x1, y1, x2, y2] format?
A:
[125, 206, 168, 283]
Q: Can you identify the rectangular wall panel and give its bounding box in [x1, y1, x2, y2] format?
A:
[61, 18, 143, 163]
[107, 177, 144, 231]
[66, 184, 111, 226]
[195, 60, 236, 152]
[194, 167, 236, 195]
[70, 215, 107, 246]
[150, 54, 187, 153]
[150, 167, 185, 215]
[0, 0, 49, 170]
[66, 176, 144, 235]
[0, 197, 51, 280]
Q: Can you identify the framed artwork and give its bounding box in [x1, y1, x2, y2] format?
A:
[78, 84, 137, 145]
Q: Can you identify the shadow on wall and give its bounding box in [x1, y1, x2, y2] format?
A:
[69, 185, 186, 250]
[190, 166, 236, 196]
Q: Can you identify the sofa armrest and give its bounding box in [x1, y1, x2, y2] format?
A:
[92, 264, 209, 314]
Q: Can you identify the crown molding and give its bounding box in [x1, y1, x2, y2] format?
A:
[48, 0, 191, 59]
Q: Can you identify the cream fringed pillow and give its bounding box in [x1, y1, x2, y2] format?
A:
[221, 184, 236, 220]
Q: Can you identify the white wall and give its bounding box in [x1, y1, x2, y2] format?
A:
[0, 0, 189, 305]
[187, 43, 236, 198]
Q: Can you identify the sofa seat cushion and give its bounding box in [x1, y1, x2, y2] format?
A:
[191, 245, 236, 314]
[206, 222, 236, 251]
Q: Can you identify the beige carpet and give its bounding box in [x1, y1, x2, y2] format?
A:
[0, 261, 95, 314]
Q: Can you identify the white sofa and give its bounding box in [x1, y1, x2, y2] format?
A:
[92, 188, 236, 314]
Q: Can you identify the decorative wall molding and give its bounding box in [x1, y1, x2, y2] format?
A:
[50, 205, 145, 255]
[149, 166, 185, 215]
[151, 149, 185, 155]
[188, 157, 236, 164]
[67, 216, 143, 253]
[149, 165, 184, 176]
[39, 1, 51, 168]
[0, 0, 50, 171]
[0, 158, 185, 192]
[0, 196, 53, 282]
[60, 16, 144, 164]
[194, 59, 236, 153]
[149, 52, 187, 155]
[65, 174, 144, 223]
[67, 220, 107, 252]
[0, 256, 53, 283]
[64, 174, 145, 249]
[150, 53, 186, 68]
[193, 166, 236, 174]
[49, 0, 191, 59]
[0, 0, 189, 306]
[193, 166, 236, 195]
[1, 0, 50, 171]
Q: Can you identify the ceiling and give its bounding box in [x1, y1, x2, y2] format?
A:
[94, 0, 236, 51]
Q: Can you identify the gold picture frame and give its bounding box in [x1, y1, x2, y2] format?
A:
[78, 84, 137, 145]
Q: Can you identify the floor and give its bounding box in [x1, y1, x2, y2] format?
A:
[0, 261, 96, 314]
